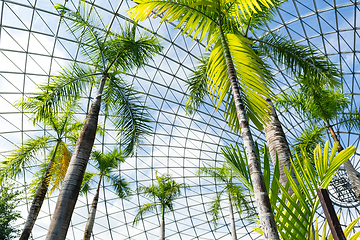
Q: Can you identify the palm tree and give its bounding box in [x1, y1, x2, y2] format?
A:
[80, 149, 131, 240]
[127, 1, 282, 237]
[276, 80, 360, 202]
[0, 101, 82, 240]
[198, 164, 255, 240]
[133, 173, 187, 240]
[16, 2, 161, 239]
[185, 24, 339, 197]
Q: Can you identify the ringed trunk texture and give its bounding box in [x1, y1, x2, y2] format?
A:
[160, 207, 165, 240]
[19, 141, 60, 240]
[263, 97, 298, 196]
[83, 176, 102, 240]
[328, 126, 360, 202]
[228, 192, 237, 240]
[46, 74, 107, 240]
[218, 26, 279, 240]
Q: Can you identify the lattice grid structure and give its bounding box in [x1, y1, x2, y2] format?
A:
[0, 0, 359, 239]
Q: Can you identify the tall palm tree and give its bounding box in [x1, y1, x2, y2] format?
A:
[276, 80, 360, 202]
[127, 1, 282, 237]
[198, 164, 255, 240]
[133, 173, 187, 240]
[185, 11, 340, 195]
[0, 101, 82, 240]
[80, 149, 131, 240]
[16, 2, 162, 239]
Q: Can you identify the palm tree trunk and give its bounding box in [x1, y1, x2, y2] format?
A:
[228, 192, 237, 240]
[83, 175, 102, 240]
[263, 97, 298, 196]
[46, 73, 107, 240]
[218, 25, 279, 240]
[160, 206, 165, 240]
[328, 125, 360, 202]
[19, 141, 61, 240]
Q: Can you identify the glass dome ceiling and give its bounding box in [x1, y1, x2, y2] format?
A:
[0, 0, 359, 239]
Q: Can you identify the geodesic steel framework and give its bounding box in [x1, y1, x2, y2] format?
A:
[0, 0, 359, 239]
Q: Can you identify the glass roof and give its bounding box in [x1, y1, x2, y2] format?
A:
[0, 0, 359, 239]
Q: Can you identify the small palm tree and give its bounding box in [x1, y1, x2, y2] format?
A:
[0, 102, 82, 240]
[80, 149, 131, 240]
[199, 164, 255, 240]
[276, 80, 360, 202]
[17, 2, 162, 239]
[133, 173, 187, 240]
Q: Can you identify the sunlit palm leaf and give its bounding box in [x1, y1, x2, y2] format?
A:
[127, 0, 273, 45]
[208, 34, 273, 132]
[48, 141, 71, 195]
[55, 2, 106, 67]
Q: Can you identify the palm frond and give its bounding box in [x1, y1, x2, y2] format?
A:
[91, 148, 124, 176]
[79, 171, 97, 196]
[0, 136, 50, 183]
[237, 0, 284, 33]
[222, 143, 253, 193]
[109, 174, 131, 199]
[48, 141, 71, 196]
[127, 0, 218, 44]
[55, 1, 107, 67]
[256, 32, 341, 86]
[292, 124, 326, 162]
[185, 54, 209, 115]
[337, 107, 360, 132]
[104, 23, 163, 72]
[276, 87, 350, 124]
[209, 191, 222, 229]
[133, 202, 157, 226]
[103, 76, 152, 156]
[17, 63, 95, 124]
[208, 34, 273, 132]
[229, 183, 256, 219]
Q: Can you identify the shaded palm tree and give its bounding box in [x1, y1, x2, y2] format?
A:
[80, 149, 131, 240]
[199, 164, 255, 240]
[276, 79, 360, 201]
[127, 1, 282, 237]
[133, 173, 187, 240]
[17, 2, 162, 239]
[0, 101, 82, 240]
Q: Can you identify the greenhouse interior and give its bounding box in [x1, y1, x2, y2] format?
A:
[0, 0, 360, 239]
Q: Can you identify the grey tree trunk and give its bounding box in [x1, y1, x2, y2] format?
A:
[83, 175, 102, 240]
[328, 126, 360, 202]
[228, 192, 237, 240]
[46, 74, 107, 240]
[160, 207, 165, 240]
[218, 25, 279, 240]
[19, 141, 61, 240]
[263, 97, 298, 196]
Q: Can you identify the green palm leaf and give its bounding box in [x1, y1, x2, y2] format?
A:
[103, 76, 152, 156]
[208, 34, 273, 132]
[256, 32, 341, 85]
[127, 0, 273, 45]
[0, 136, 50, 183]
